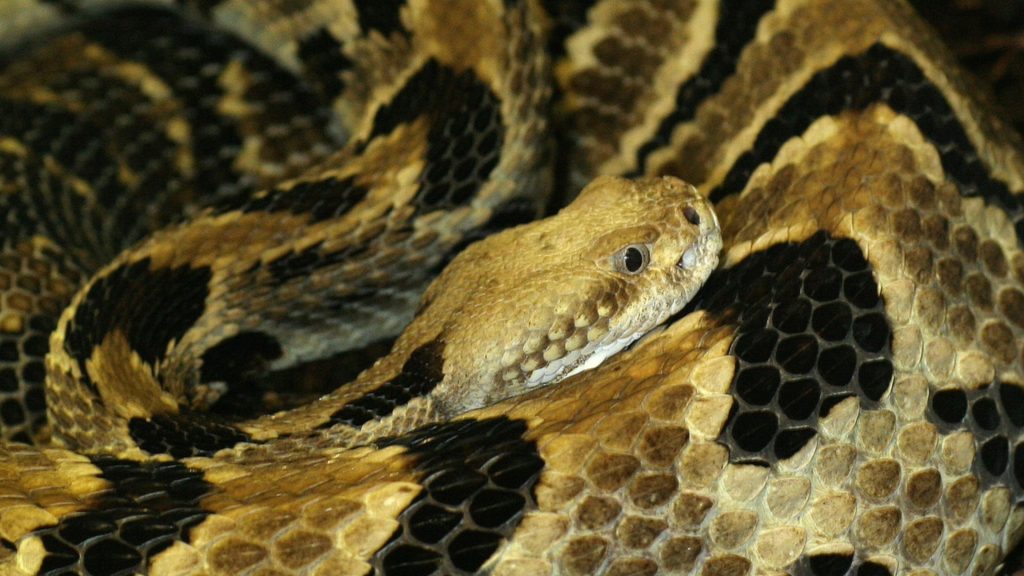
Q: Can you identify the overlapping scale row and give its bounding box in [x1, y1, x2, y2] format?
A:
[0, 243, 80, 443]
[691, 231, 892, 463]
[33, 458, 212, 576]
[373, 417, 544, 575]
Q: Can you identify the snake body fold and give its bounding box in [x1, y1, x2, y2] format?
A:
[1, 0, 1023, 575]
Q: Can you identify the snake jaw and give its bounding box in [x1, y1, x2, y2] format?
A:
[559, 331, 645, 381]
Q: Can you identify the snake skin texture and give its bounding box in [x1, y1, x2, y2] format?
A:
[1, 0, 1024, 575]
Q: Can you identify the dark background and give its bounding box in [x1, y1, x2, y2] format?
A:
[912, 0, 1024, 133]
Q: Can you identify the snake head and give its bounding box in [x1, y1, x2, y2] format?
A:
[420, 175, 721, 415]
[546, 175, 722, 381]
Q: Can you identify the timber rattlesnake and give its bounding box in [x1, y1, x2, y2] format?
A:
[0, 1, 1023, 575]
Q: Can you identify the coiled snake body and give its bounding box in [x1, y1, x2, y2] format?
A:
[0, 1, 1023, 575]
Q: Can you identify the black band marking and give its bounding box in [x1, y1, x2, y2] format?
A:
[632, 0, 776, 174]
[260, 234, 377, 287]
[321, 338, 445, 429]
[1007, 524, 1024, 575]
[799, 552, 855, 576]
[356, 0, 408, 36]
[683, 232, 893, 464]
[198, 331, 283, 385]
[295, 28, 353, 100]
[196, 331, 286, 419]
[366, 59, 505, 213]
[795, 552, 901, 576]
[374, 416, 544, 574]
[128, 414, 253, 458]
[215, 174, 369, 223]
[34, 457, 212, 575]
[927, 380, 1024, 492]
[64, 258, 211, 393]
[709, 43, 1024, 245]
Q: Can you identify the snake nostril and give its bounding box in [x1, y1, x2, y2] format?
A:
[683, 206, 701, 226]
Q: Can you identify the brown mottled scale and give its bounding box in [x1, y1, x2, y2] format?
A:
[2, 1, 1024, 576]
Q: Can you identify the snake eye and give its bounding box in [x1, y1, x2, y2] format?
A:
[684, 205, 701, 226]
[613, 244, 650, 274]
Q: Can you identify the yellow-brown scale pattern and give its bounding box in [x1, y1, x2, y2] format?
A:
[1, 0, 1023, 575]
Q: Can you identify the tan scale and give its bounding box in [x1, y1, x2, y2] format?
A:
[1, 0, 1024, 575]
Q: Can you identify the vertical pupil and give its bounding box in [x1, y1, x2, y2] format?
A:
[684, 206, 701, 226]
[625, 247, 643, 272]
